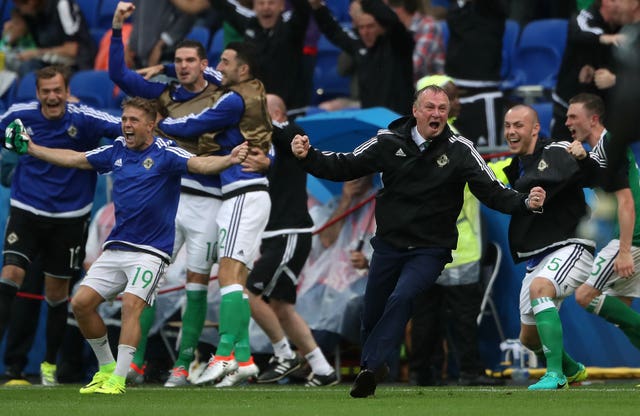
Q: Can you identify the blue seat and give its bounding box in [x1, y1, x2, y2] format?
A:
[501, 19, 520, 79]
[13, 71, 38, 103]
[185, 25, 210, 50]
[76, 0, 100, 29]
[1, 0, 14, 24]
[207, 29, 224, 64]
[502, 19, 568, 90]
[97, 0, 119, 30]
[311, 35, 351, 104]
[70, 70, 119, 109]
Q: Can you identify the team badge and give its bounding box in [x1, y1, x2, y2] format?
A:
[436, 154, 449, 167]
[7, 232, 18, 245]
[67, 125, 78, 138]
[143, 157, 154, 169]
[538, 159, 548, 171]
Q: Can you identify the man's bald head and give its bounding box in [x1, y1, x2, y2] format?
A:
[266, 94, 287, 123]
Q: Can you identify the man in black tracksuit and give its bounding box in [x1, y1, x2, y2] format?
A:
[445, 0, 505, 148]
[291, 86, 546, 398]
[551, 0, 620, 140]
[308, 0, 415, 115]
[210, 0, 311, 110]
[501, 104, 598, 390]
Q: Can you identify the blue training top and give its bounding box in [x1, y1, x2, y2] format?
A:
[86, 137, 191, 260]
[0, 102, 122, 217]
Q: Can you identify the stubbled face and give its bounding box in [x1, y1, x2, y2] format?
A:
[120, 106, 154, 151]
[254, 0, 285, 29]
[565, 103, 593, 142]
[216, 49, 243, 87]
[413, 90, 450, 139]
[36, 74, 69, 120]
[504, 106, 539, 156]
[174, 47, 207, 90]
[356, 13, 385, 48]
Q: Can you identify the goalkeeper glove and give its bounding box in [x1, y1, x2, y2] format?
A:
[5, 119, 30, 155]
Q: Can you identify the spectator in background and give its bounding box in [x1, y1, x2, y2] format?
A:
[127, 0, 198, 68]
[198, 0, 312, 111]
[551, 0, 622, 140]
[445, 0, 505, 148]
[170, 0, 251, 45]
[9, 0, 96, 77]
[309, 0, 415, 115]
[387, 0, 446, 82]
[0, 9, 36, 96]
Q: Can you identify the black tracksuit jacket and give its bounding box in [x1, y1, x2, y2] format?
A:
[299, 116, 530, 250]
[503, 139, 598, 262]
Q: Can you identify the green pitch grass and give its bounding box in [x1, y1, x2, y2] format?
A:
[1, 382, 639, 416]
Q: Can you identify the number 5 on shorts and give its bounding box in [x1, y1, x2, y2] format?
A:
[546, 257, 562, 271]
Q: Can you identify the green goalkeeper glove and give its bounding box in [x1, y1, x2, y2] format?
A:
[5, 119, 30, 155]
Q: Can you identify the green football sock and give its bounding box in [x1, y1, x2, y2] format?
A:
[132, 303, 156, 367]
[562, 350, 580, 376]
[532, 297, 564, 374]
[175, 288, 208, 368]
[233, 295, 252, 363]
[593, 295, 640, 349]
[215, 287, 244, 357]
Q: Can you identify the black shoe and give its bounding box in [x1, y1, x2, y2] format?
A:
[304, 370, 339, 387]
[1, 368, 30, 386]
[257, 355, 302, 383]
[350, 369, 377, 398]
[458, 373, 505, 386]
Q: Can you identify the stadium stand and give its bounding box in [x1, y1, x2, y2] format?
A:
[502, 18, 568, 91]
[69, 69, 121, 109]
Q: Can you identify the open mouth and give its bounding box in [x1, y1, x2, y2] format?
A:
[429, 121, 440, 129]
[506, 137, 520, 144]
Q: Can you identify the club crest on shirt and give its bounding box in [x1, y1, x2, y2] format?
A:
[143, 157, 154, 170]
[538, 159, 548, 172]
[436, 154, 449, 167]
[6, 232, 18, 245]
[67, 125, 78, 138]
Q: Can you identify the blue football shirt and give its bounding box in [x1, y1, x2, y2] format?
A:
[86, 137, 191, 260]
